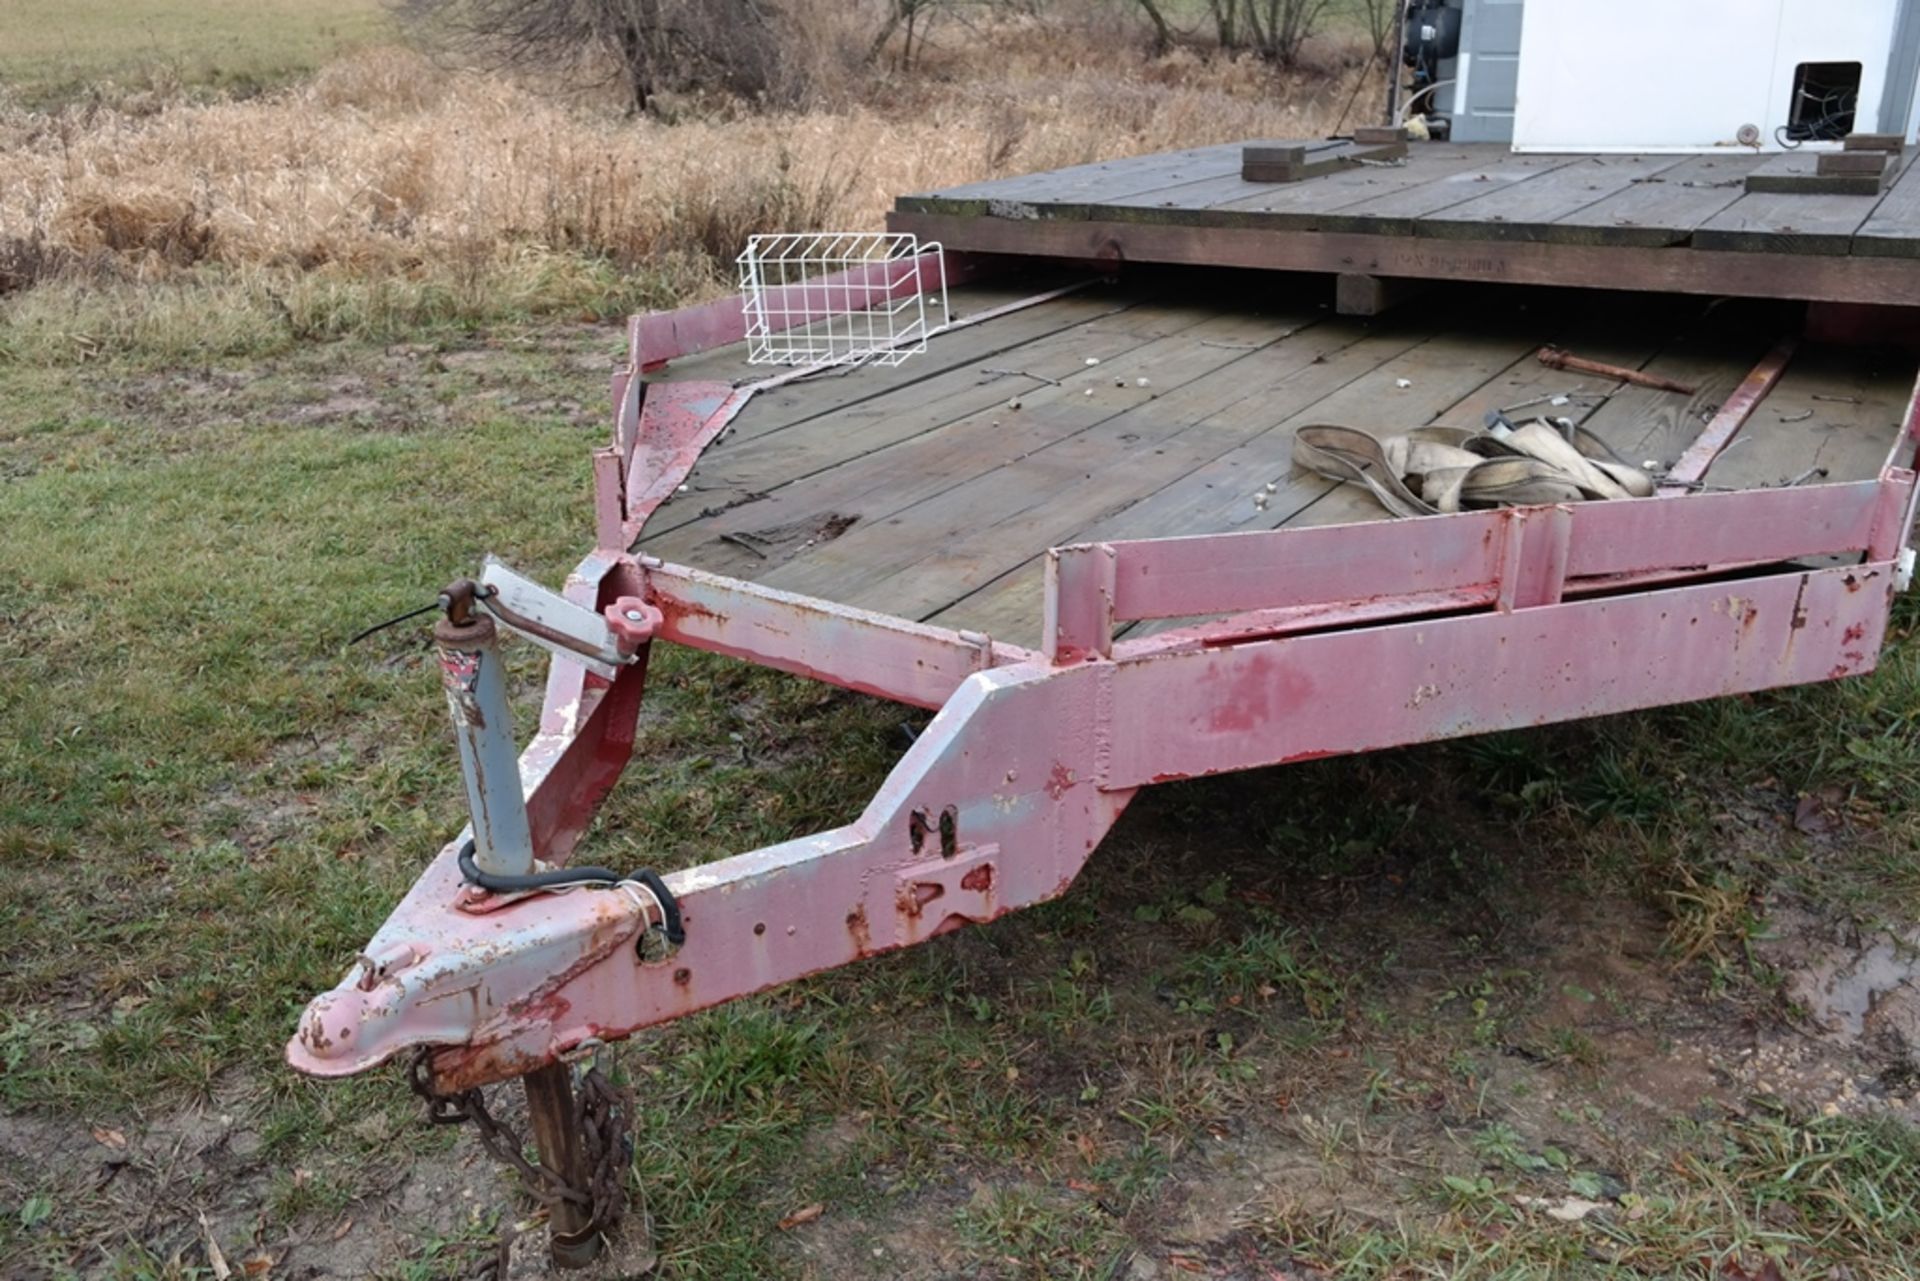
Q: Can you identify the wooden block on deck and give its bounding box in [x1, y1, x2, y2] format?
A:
[1818, 150, 1896, 177]
[1242, 140, 1406, 184]
[1844, 132, 1907, 153]
[1242, 144, 1308, 178]
[1352, 126, 1408, 145]
[1746, 172, 1887, 196]
[1335, 272, 1427, 317]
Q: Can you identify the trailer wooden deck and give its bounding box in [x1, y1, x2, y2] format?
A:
[886, 143, 1920, 307]
[639, 273, 1915, 649]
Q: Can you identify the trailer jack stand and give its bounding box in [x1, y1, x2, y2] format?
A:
[419, 568, 664, 1269]
[411, 1048, 637, 1270]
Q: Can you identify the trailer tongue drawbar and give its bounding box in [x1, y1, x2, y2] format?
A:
[287, 238, 1920, 1265]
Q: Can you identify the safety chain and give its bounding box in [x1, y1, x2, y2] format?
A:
[409, 1049, 632, 1256]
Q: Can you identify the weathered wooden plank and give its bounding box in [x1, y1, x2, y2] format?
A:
[1212, 148, 1517, 232]
[938, 292, 1696, 642]
[747, 305, 1342, 607]
[1854, 149, 1920, 258]
[1698, 343, 1913, 489]
[643, 304, 1327, 580]
[887, 210, 1920, 306]
[925, 316, 1551, 642]
[1550, 153, 1766, 247]
[894, 143, 1285, 218]
[1575, 300, 1795, 471]
[642, 294, 1205, 544]
[1298, 151, 1585, 226]
[1745, 149, 1892, 196]
[1242, 139, 1403, 183]
[1083, 146, 1494, 233]
[817, 330, 1457, 622]
[653, 279, 1077, 388]
[1695, 183, 1883, 255]
[1819, 150, 1897, 176]
[1417, 154, 1692, 242]
[1239, 297, 1684, 539]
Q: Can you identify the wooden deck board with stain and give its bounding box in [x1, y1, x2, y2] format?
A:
[888, 141, 1920, 305]
[639, 277, 1913, 649]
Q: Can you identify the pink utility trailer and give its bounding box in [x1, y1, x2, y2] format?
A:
[289, 141, 1920, 1264]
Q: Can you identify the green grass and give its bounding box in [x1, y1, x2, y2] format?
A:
[0, 0, 391, 103]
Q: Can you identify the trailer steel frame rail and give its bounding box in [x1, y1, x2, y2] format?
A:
[287, 253, 1920, 1106]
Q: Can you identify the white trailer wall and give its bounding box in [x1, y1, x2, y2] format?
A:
[1510, 0, 1903, 152]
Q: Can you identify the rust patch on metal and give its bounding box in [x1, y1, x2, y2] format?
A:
[959, 863, 995, 893]
[1844, 623, 1867, 645]
[899, 881, 944, 919]
[1044, 763, 1076, 800]
[652, 594, 729, 628]
[846, 903, 872, 956]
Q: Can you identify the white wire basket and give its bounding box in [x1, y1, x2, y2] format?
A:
[737, 232, 949, 369]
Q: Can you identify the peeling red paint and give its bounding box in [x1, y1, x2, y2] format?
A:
[651, 594, 729, 628]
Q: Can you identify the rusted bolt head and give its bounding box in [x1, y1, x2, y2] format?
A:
[673, 967, 692, 985]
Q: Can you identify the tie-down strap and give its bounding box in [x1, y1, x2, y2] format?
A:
[1292, 420, 1655, 518]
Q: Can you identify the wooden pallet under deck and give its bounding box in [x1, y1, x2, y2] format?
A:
[640, 274, 1915, 650]
[887, 142, 1920, 306]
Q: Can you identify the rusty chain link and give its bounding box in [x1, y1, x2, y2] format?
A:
[409, 1048, 633, 1266]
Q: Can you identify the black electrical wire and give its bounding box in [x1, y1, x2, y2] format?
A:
[346, 601, 442, 646]
[456, 838, 684, 945]
[1776, 83, 1858, 148]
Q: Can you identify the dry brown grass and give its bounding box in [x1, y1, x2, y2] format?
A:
[0, 10, 1371, 288]
[0, 7, 1377, 361]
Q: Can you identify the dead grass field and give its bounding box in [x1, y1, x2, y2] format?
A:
[7, 5, 1920, 1280]
[0, 5, 1376, 363]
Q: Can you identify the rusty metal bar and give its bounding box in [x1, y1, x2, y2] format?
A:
[1538, 345, 1698, 394]
[522, 1062, 599, 1268]
[1659, 337, 1798, 494]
